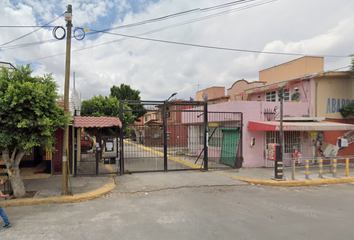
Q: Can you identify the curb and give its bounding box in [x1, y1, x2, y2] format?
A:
[0, 177, 116, 207]
[215, 171, 354, 186]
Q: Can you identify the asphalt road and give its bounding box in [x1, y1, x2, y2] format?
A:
[2, 174, 354, 240]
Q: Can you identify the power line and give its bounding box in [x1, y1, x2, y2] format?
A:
[91, 0, 259, 33]
[0, 13, 65, 47]
[20, 0, 350, 62]
[1, 0, 261, 50]
[87, 31, 351, 58]
[20, 0, 274, 61]
[0, 26, 57, 28]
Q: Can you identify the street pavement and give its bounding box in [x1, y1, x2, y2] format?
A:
[1, 172, 354, 240]
[1, 162, 354, 207]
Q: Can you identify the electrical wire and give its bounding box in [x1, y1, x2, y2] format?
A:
[52, 26, 66, 40]
[20, 0, 350, 62]
[92, 0, 259, 33]
[22, 0, 279, 61]
[86, 31, 351, 58]
[0, 13, 65, 46]
[1, 0, 266, 51]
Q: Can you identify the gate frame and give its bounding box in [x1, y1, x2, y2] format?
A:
[119, 100, 243, 174]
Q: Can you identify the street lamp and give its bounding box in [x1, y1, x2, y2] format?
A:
[166, 92, 177, 101]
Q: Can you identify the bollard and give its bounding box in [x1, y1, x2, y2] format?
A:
[346, 158, 349, 177]
[305, 159, 310, 179]
[291, 159, 296, 180]
[274, 145, 283, 179]
[332, 159, 337, 178]
[318, 159, 323, 178]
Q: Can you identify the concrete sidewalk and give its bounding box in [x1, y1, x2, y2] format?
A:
[2, 164, 354, 207]
[0, 175, 115, 207]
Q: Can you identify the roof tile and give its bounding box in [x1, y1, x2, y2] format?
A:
[74, 116, 122, 128]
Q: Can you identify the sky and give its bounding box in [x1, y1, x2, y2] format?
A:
[1, 0, 354, 101]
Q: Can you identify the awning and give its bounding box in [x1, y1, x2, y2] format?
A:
[249, 121, 354, 131]
[243, 82, 289, 95]
[74, 116, 122, 128]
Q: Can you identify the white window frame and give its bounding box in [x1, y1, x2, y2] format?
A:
[265, 89, 290, 102]
[198, 126, 222, 148]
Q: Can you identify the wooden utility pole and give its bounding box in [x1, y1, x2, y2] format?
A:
[62, 4, 72, 195]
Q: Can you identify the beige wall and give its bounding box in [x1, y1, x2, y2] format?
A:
[227, 79, 266, 101]
[315, 73, 354, 119]
[259, 56, 324, 83]
[196, 86, 225, 101]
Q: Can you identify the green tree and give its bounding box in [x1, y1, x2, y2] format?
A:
[339, 102, 354, 117]
[110, 83, 146, 121]
[81, 94, 134, 136]
[0, 65, 68, 197]
[338, 56, 354, 117]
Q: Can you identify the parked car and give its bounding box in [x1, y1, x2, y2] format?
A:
[81, 135, 93, 153]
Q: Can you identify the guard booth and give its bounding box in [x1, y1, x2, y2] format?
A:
[73, 116, 122, 175]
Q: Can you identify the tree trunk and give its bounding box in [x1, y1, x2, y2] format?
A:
[9, 165, 26, 197]
[2, 148, 26, 198]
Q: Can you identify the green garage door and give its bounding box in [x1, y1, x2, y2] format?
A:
[220, 127, 240, 167]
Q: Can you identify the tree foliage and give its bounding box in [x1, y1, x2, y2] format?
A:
[339, 102, 354, 118]
[0, 64, 68, 197]
[110, 83, 146, 120]
[81, 94, 134, 136]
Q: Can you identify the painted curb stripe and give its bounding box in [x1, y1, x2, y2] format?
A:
[0, 177, 115, 207]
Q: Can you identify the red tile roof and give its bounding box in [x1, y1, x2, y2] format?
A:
[74, 116, 122, 128]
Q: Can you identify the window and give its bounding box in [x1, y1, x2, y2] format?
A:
[199, 126, 222, 147]
[209, 128, 222, 147]
[155, 113, 159, 120]
[265, 89, 290, 102]
[144, 116, 147, 122]
[266, 131, 302, 154]
[283, 89, 290, 101]
[266, 91, 276, 102]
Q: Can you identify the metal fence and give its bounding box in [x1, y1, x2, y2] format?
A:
[73, 100, 243, 175]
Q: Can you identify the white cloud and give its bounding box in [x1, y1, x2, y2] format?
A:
[1, 0, 354, 101]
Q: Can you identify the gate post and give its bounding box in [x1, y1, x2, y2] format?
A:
[163, 101, 168, 172]
[203, 101, 208, 171]
[119, 100, 124, 174]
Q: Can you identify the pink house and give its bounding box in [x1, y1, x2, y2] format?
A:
[185, 57, 354, 168]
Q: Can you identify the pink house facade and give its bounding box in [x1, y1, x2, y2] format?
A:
[187, 57, 354, 168]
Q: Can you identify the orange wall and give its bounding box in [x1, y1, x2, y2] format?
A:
[227, 79, 266, 101]
[323, 119, 354, 156]
[196, 86, 225, 101]
[259, 56, 324, 83]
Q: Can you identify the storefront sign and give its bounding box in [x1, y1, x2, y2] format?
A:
[326, 98, 354, 114]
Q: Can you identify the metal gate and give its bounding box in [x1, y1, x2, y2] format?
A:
[119, 100, 243, 173]
[73, 100, 243, 175]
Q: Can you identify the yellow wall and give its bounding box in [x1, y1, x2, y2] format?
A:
[259, 56, 324, 83]
[315, 73, 354, 118]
